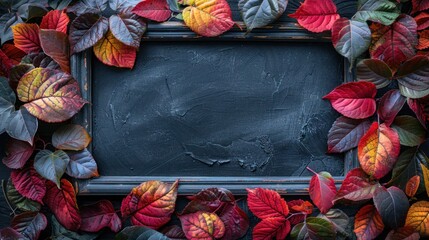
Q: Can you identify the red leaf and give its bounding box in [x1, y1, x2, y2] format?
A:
[412, 0, 429, 14]
[11, 165, 46, 204]
[253, 218, 291, 240]
[323, 81, 376, 119]
[406, 175, 420, 198]
[40, 10, 69, 34]
[327, 116, 371, 153]
[2, 44, 25, 65]
[308, 169, 337, 214]
[121, 180, 178, 229]
[0, 49, 13, 77]
[80, 200, 122, 233]
[2, 138, 34, 169]
[179, 211, 225, 240]
[378, 89, 407, 126]
[334, 168, 380, 203]
[370, 15, 418, 72]
[132, 0, 171, 22]
[11, 23, 41, 54]
[246, 188, 289, 219]
[415, 12, 429, 30]
[354, 205, 384, 240]
[44, 179, 81, 231]
[218, 204, 249, 239]
[93, 30, 136, 69]
[408, 98, 427, 127]
[11, 212, 47, 240]
[289, 0, 340, 33]
[39, 30, 70, 73]
[418, 30, 429, 50]
[287, 200, 313, 225]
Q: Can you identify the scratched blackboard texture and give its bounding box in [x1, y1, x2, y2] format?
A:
[92, 41, 345, 177]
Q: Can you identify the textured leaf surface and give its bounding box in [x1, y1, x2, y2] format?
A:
[290, 217, 336, 240]
[6, 108, 38, 145]
[179, 211, 225, 240]
[182, 0, 234, 37]
[405, 201, 429, 236]
[161, 225, 186, 240]
[6, 180, 41, 212]
[80, 200, 121, 232]
[323, 81, 376, 119]
[378, 90, 406, 126]
[327, 116, 371, 153]
[392, 115, 426, 147]
[9, 64, 34, 91]
[238, 0, 288, 31]
[386, 226, 420, 240]
[34, 149, 70, 187]
[418, 30, 429, 50]
[354, 205, 384, 240]
[2, 44, 26, 65]
[247, 188, 289, 219]
[109, 0, 141, 11]
[406, 175, 420, 198]
[288, 0, 339, 33]
[52, 124, 91, 150]
[411, 0, 429, 14]
[358, 122, 401, 179]
[11, 23, 41, 54]
[11, 212, 47, 240]
[287, 200, 313, 225]
[116, 226, 169, 240]
[67, 0, 108, 16]
[370, 14, 418, 71]
[132, 0, 171, 22]
[40, 10, 69, 33]
[11, 165, 46, 204]
[408, 98, 427, 127]
[253, 217, 290, 240]
[415, 12, 429, 30]
[218, 204, 249, 239]
[121, 180, 178, 229]
[21, 52, 60, 70]
[356, 59, 393, 89]
[308, 171, 337, 214]
[66, 149, 99, 179]
[69, 13, 109, 53]
[2, 138, 34, 169]
[317, 209, 350, 237]
[353, 0, 400, 25]
[17, 68, 86, 123]
[331, 18, 371, 65]
[93, 30, 136, 68]
[373, 186, 409, 229]
[334, 168, 380, 203]
[39, 29, 70, 73]
[396, 55, 429, 99]
[421, 163, 429, 197]
[44, 179, 81, 231]
[109, 13, 146, 48]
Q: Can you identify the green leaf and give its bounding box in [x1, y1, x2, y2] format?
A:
[115, 226, 170, 240]
[6, 179, 41, 212]
[167, 0, 182, 13]
[34, 150, 70, 188]
[66, 149, 99, 179]
[69, 13, 109, 53]
[51, 216, 98, 240]
[317, 209, 350, 238]
[353, 0, 400, 26]
[290, 217, 336, 240]
[109, 12, 146, 48]
[392, 115, 426, 147]
[238, 0, 288, 32]
[6, 107, 38, 146]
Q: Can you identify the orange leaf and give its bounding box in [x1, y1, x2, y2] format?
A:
[405, 201, 429, 236]
[179, 211, 225, 239]
[421, 163, 429, 197]
[406, 175, 421, 198]
[182, 0, 234, 37]
[418, 30, 429, 50]
[40, 10, 69, 34]
[39, 30, 70, 73]
[358, 122, 400, 179]
[121, 180, 178, 229]
[11, 23, 41, 54]
[354, 205, 384, 240]
[386, 226, 420, 240]
[93, 30, 136, 68]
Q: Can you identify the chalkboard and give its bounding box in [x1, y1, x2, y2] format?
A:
[73, 0, 358, 195]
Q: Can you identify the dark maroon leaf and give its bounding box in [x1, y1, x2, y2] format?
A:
[181, 188, 235, 214]
[39, 29, 70, 73]
[109, 12, 146, 48]
[11, 212, 47, 240]
[0, 227, 25, 240]
[327, 116, 371, 153]
[2, 138, 34, 169]
[161, 225, 186, 240]
[396, 55, 429, 98]
[218, 204, 249, 239]
[11, 165, 46, 204]
[21, 52, 60, 70]
[67, 0, 108, 16]
[373, 186, 409, 229]
[408, 98, 427, 128]
[378, 89, 406, 126]
[6, 179, 41, 212]
[69, 13, 109, 53]
[8, 64, 34, 90]
[80, 200, 122, 233]
[357, 59, 393, 89]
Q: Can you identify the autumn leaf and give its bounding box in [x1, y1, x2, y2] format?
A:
[307, 169, 337, 214]
[0, 50, 13, 77]
[44, 179, 81, 231]
[386, 226, 420, 240]
[246, 188, 289, 219]
[69, 13, 109, 53]
[11, 23, 41, 54]
[217, 204, 249, 239]
[421, 163, 429, 197]
[109, 12, 146, 48]
[121, 180, 178, 229]
[6, 179, 41, 212]
[39, 29, 70, 73]
[8, 64, 34, 91]
[17, 68, 86, 123]
[40, 10, 69, 33]
[51, 215, 98, 240]
[6, 107, 38, 146]
[331, 18, 371, 65]
[289, 0, 339, 33]
[352, 0, 400, 26]
[370, 14, 418, 72]
[290, 217, 336, 239]
[52, 124, 91, 151]
[396, 55, 429, 99]
[356, 59, 393, 89]
[238, 0, 288, 32]
[358, 122, 401, 179]
[406, 175, 420, 198]
[21, 52, 60, 70]
[181, 0, 234, 37]
[2, 44, 26, 65]
[405, 201, 429, 236]
[253, 217, 290, 240]
[415, 12, 429, 30]
[11, 165, 46, 204]
[408, 98, 427, 127]
[323, 81, 377, 119]
[179, 211, 225, 239]
[93, 30, 137, 68]
[162, 225, 186, 240]
[34, 149, 70, 187]
[354, 205, 384, 240]
[392, 115, 426, 147]
[411, 0, 429, 14]
[373, 186, 409, 229]
[378, 90, 406, 127]
[0, 228, 24, 239]
[66, 149, 99, 179]
[2, 138, 34, 169]
[11, 212, 47, 240]
[132, 0, 171, 22]
[110, 0, 142, 11]
[317, 209, 350, 237]
[327, 116, 371, 153]
[80, 200, 122, 233]
[287, 200, 313, 225]
[334, 168, 380, 203]
[418, 30, 429, 51]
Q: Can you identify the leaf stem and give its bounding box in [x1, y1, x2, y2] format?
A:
[1, 179, 16, 216]
[306, 167, 317, 175]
